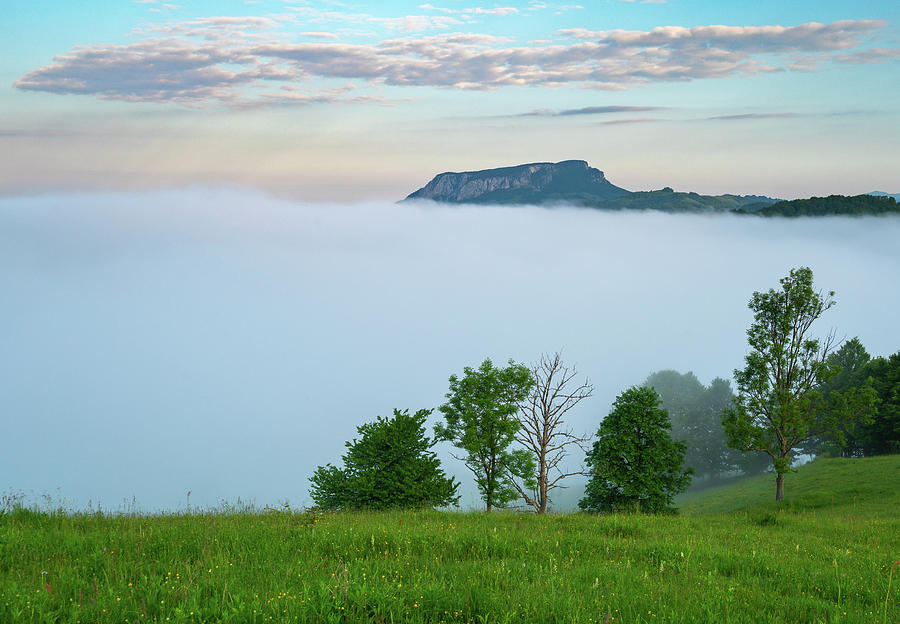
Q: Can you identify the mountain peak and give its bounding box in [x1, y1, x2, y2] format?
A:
[403, 160, 630, 204]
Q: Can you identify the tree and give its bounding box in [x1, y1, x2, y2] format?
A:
[800, 337, 874, 457]
[855, 351, 900, 455]
[579, 386, 693, 514]
[511, 352, 593, 513]
[434, 359, 535, 511]
[309, 409, 459, 510]
[721, 267, 876, 501]
[643, 370, 766, 483]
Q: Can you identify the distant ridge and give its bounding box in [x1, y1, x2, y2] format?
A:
[403, 160, 778, 212]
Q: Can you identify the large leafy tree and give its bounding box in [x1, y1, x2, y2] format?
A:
[579, 386, 693, 514]
[435, 359, 535, 511]
[309, 409, 459, 510]
[722, 267, 876, 501]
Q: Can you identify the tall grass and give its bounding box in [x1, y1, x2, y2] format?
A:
[1, 457, 897, 623]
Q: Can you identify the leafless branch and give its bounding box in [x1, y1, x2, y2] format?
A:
[511, 351, 594, 513]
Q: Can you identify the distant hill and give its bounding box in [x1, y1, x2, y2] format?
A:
[404, 160, 630, 204]
[598, 187, 777, 212]
[736, 194, 900, 217]
[678, 455, 900, 515]
[868, 191, 900, 202]
[403, 160, 778, 212]
[404, 161, 900, 215]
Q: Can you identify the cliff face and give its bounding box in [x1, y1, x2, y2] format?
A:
[404, 160, 630, 204]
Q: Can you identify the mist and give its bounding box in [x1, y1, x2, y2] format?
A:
[2, 189, 898, 511]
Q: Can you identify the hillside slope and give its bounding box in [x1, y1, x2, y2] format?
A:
[678, 455, 900, 515]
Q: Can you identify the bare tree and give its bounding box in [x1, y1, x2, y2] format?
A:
[510, 352, 593, 513]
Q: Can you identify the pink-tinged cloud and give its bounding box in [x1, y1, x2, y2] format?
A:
[833, 47, 900, 64]
[14, 19, 894, 107]
[300, 32, 340, 40]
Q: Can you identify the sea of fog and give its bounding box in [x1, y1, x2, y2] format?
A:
[2, 188, 899, 512]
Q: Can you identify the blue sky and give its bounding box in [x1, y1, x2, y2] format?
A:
[2, 0, 899, 199]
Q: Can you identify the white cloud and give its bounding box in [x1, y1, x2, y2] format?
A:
[418, 5, 520, 17]
[299, 31, 339, 39]
[15, 18, 894, 107]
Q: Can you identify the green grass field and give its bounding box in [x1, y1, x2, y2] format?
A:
[2, 456, 898, 623]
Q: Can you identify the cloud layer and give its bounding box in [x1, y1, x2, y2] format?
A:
[3, 190, 899, 510]
[14, 17, 894, 106]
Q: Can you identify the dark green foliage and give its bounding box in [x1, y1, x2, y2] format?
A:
[803, 339, 899, 458]
[580, 386, 693, 513]
[643, 370, 766, 483]
[595, 188, 777, 213]
[855, 350, 900, 455]
[736, 194, 900, 217]
[309, 409, 459, 511]
[801, 338, 875, 457]
[434, 359, 535, 511]
[722, 267, 877, 501]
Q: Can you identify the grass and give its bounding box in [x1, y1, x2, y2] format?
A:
[677, 455, 900, 515]
[1, 456, 898, 623]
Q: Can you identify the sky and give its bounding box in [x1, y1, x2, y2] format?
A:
[2, 0, 899, 200]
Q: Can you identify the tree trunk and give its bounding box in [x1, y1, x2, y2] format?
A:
[775, 472, 784, 502]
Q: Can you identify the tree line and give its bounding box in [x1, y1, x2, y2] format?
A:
[309, 267, 899, 511]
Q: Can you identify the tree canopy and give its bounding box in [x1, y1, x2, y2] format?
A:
[434, 358, 535, 511]
[859, 351, 900, 455]
[722, 267, 877, 501]
[737, 194, 899, 217]
[579, 386, 693, 514]
[309, 408, 459, 511]
[814, 341, 900, 457]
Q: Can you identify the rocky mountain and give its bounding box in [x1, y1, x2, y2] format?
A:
[404, 160, 629, 204]
[403, 160, 778, 212]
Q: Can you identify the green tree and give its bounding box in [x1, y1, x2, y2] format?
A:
[643, 371, 768, 483]
[644, 371, 724, 480]
[309, 409, 459, 510]
[435, 359, 535, 511]
[856, 351, 900, 455]
[722, 267, 876, 501]
[579, 386, 693, 514]
[801, 337, 874, 457]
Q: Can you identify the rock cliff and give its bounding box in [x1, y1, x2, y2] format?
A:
[403, 160, 630, 204]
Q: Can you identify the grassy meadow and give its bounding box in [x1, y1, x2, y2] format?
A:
[1, 456, 898, 623]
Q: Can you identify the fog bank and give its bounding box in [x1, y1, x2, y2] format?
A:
[2, 189, 898, 511]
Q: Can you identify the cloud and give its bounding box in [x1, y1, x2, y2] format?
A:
[555, 20, 885, 53]
[465, 7, 519, 16]
[134, 0, 179, 11]
[598, 116, 662, 125]
[286, 6, 463, 32]
[705, 113, 800, 121]
[834, 47, 900, 64]
[15, 18, 894, 107]
[518, 105, 663, 117]
[299, 31, 339, 40]
[418, 5, 520, 16]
